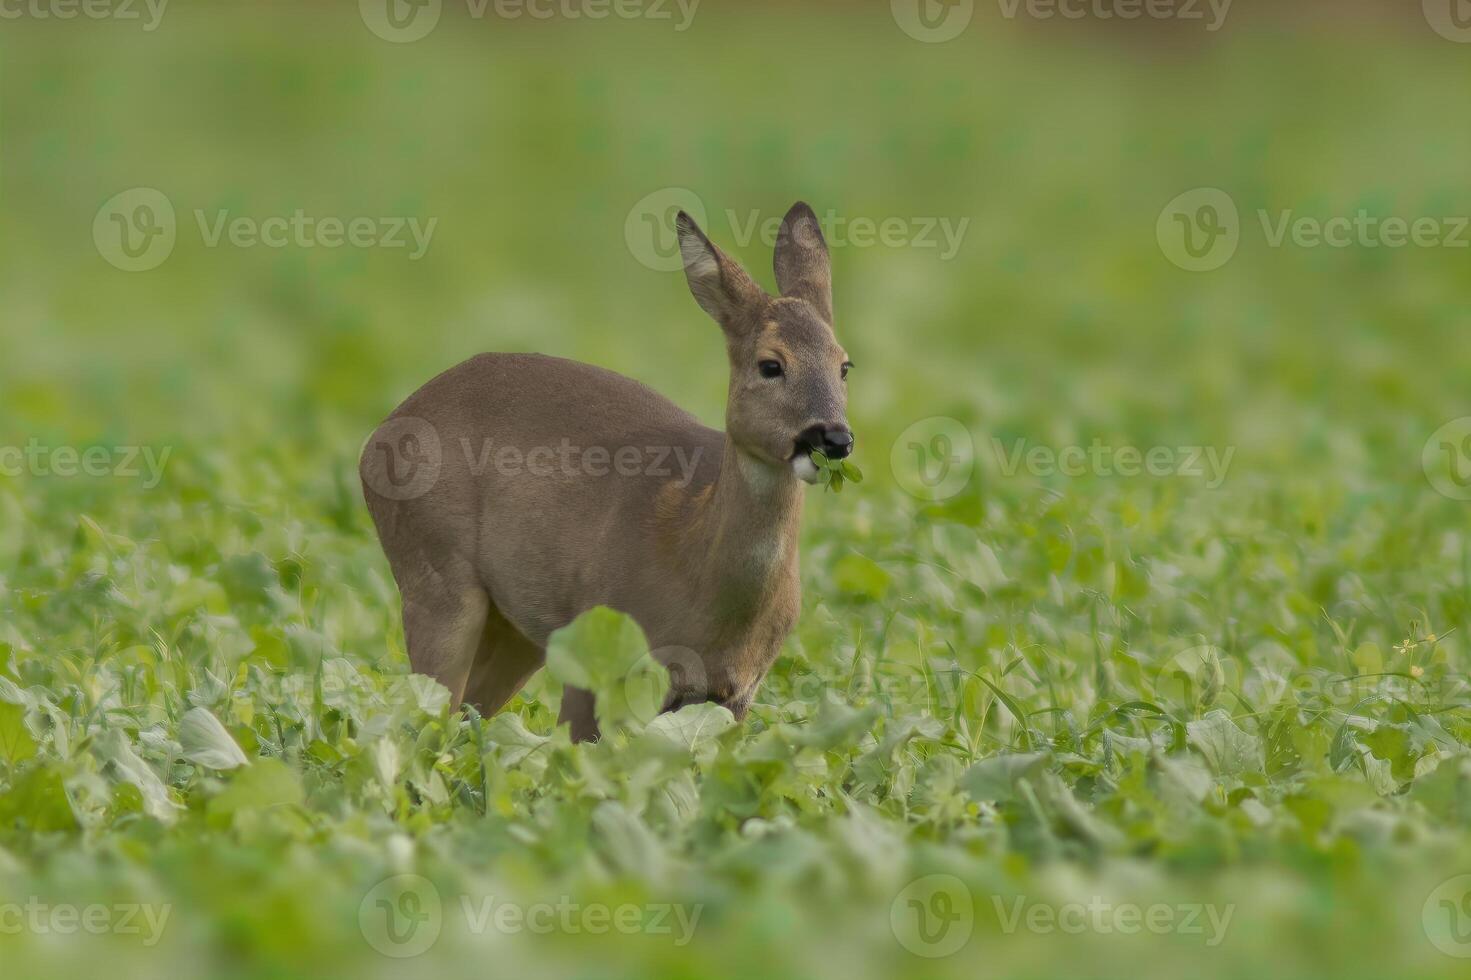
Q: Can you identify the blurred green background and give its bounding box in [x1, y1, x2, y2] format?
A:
[4, 2, 1471, 979]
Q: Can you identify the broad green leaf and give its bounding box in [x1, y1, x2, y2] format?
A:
[96, 730, 179, 823]
[1154, 753, 1214, 804]
[961, 751, 1048, 803]
[545, 607, 660, 732]
[371, 737, 402, 791]
[1410, 755, 1471, 822]
[484, 713, 552, 767]
[0, 701, 37, 767]
[644, 702, 735, 753]
[790, 695, 882, 750]
[208, 758, 304, 826]
[833, 553, 891, 600]
[1186, 710, 1263, 776]
[0, 763, 77, 834]
[390, 672, 453, 718]
[178, 707, 248, 770]
[591, 801, 668, 880]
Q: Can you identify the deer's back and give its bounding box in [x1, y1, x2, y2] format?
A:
[363, 353, 724, 644]
[399, 352, 706, 441]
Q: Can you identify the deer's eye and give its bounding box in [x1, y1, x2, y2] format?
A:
[841, 361, 852, 381]
[758, 360, 784, 379]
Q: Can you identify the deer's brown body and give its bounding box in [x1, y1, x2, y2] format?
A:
[361, 203, 851, 740]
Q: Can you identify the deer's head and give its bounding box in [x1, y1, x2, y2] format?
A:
[676, 202, 852, 484]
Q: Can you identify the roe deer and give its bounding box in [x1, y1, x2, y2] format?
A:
[360, 202, 853, 741]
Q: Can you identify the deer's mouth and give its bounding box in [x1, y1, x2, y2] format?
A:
[790, 450, 821, 484]
[661, 686, 752, 720]
[790, 436, 823, 484]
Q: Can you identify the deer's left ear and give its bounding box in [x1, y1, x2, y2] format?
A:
[677, 211, 765, 332]
[773, 201, 832, 324]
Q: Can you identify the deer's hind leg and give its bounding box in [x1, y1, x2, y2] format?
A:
[462, 603, 546, 718]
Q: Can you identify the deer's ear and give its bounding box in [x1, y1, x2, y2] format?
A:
[677, 211, 763, 329]
[773, 201, 832, 324]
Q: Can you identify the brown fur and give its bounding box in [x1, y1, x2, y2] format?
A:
[360, 203, 850, 741]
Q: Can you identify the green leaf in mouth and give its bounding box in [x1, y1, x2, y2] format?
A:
[809, 449, 862, 493]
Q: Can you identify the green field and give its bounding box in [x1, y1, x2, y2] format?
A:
[4, 4, 1471, 978]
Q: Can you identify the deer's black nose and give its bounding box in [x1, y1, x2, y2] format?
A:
[798, 424, 854, 459]
[820, 425, 854, 460]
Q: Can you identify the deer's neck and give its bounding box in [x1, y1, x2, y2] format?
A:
[677, 439, 803, 615]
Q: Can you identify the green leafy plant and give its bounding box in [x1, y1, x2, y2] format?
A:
[810, 449, 864, 493]
[3, 15, 1470, 980]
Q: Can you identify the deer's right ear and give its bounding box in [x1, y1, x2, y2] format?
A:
[677, 211, 762, 329]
